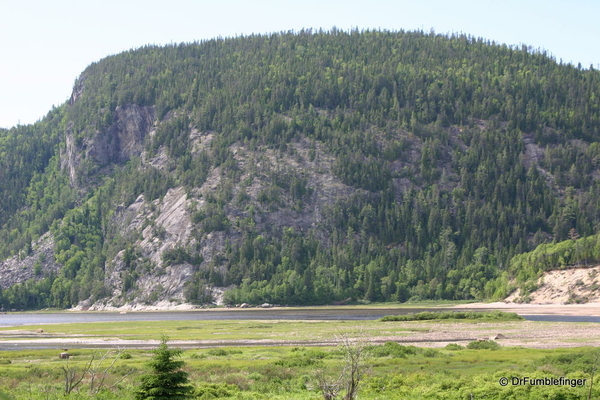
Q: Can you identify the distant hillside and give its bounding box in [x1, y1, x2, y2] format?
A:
[1, 29, 600, 310]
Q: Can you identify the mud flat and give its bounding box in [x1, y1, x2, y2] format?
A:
[2, 318, 600, 350]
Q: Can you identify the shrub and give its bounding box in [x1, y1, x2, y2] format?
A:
[422, 348, 441, 358]
[195, 382, 240, 399]
[466, 340, 501, 350]
[367, 342, 419, 358]
[206, 348, 242, 357]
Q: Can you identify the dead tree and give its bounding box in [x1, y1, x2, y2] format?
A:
[314, 368, 344, 400]
[312, 333, 371, 400]
[338, 334, 371, 400]
[87, 349, 135, 395]
[61, 355, 94, 395]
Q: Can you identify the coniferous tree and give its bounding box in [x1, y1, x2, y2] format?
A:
[135, 336, 193, 400]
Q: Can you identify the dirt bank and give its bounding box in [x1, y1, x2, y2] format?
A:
[457, 301, 600, 316]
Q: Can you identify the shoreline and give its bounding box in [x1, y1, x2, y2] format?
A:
[8, 301, 600, 317]
[455, 301, 600, 316]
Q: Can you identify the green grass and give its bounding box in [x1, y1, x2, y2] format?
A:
[0, 340, 598, 399]
[379, 310, 524, 322]
[0, 319, 418, 341]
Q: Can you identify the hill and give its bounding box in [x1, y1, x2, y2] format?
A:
[0, 29, 599, 309]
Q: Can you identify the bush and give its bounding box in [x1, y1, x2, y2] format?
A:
[206, 348, 242, 357]
[466, 340, 501, 350]
[445, 343, 464, 350]
[195, 382, 240, 399]
[367, 342, 419, 358]
[422, 348, 441, 357]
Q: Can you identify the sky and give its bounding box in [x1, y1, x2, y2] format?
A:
[1, 0, 599, 129]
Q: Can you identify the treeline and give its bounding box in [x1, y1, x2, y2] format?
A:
[1, 29, 600, 308]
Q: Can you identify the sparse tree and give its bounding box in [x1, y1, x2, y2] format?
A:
[587, 349, 600, 400]
[312, 333, 371, 400]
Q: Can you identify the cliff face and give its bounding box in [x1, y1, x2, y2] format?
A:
[61, 105, 155, 187]
[92, 105, 155, 165]
[84, 129, 362, 310]
[0, 233, 60, 291]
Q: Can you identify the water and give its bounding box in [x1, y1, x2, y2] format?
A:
[0, 308, 597, 327]
[522, 314, 600, 323]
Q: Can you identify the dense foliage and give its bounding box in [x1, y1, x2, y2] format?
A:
[1, 29, 600, 308]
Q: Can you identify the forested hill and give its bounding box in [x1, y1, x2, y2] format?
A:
[1, 29, 600, 309]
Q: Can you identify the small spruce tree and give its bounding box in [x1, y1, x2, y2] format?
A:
[135, 336, 194, 400]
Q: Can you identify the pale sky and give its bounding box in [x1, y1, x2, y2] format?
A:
[1, 0, 599, 128]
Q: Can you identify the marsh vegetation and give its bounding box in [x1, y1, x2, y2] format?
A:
[0, 314, 598, 399]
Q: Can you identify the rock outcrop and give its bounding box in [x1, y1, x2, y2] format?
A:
[0, 233, 60, 290]
[60, 104, 155, 187]
[90, 105, 155, 165]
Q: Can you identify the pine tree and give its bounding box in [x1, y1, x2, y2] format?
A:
[135, 336, 194, 400]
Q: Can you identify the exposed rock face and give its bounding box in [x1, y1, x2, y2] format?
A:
[60, 124, 79, 186]
[69, 76, 85, 105]
[90, 105, 155, 165]
[0, 233, 60, 290]
[60, 104, 155, 186]
[99, 187, 196, 308]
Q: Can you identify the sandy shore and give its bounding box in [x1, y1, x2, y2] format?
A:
[456, 301, 600, 316]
